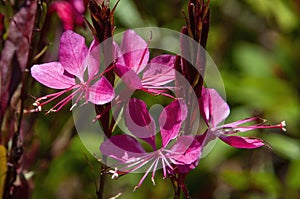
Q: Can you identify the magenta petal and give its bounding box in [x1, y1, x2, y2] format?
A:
[125, 98, 156, 149]
[59, 30, 88, 80]
[49, 2, 76, 30]
[195, 131, 208, 145]
[142, 55, 176, 86]
[114, 41, 125, 65]
[85, 40, 100, 78]
[87, 77, 115, 105]
[150, 54, 176, 66]
[100, 135, 146, 162]
[69, 0, 85, 14]
[115, 64, 142, 90]
[120, 30, 149, 74]
[86, 40, 119, 78]
[219, 135, 264, 149]
[202, 88, 230, 127]
[31, 62, 75, 89]
[159, 100, 188, 147]
[169, 136, 201, 165]
[200, 88, 211, 124]
[175, 162, 200, 174]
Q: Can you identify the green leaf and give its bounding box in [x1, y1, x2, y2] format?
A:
[286, 159, 300, 189]
[114, 0, 144, 27]
[263, 134, 300, 160]
[250, 172, 281, 197]
[245, 0, 298, 32]
[221, 170, 249, 190]
[233, 43, 273, 77]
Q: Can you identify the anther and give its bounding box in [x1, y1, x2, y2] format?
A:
[280, 121, 286, 132]
[109, 168, 119, 179]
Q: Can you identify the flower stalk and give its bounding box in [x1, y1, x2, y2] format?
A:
[88, 1, 117, 198]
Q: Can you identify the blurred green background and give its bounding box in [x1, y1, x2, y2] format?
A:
[12, 0, 300, 198]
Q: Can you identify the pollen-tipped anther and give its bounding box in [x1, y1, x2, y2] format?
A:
[280, 121, 286, 132]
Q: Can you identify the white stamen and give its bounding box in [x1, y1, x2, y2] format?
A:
[108, 193, 122, 199]
[33, 102, 39, 106]
[70, 103, 77, 111]
[25, 105, 42, 113]
[37, 96, 47, 101]
[109, 167, 119, 179]
[46, 109, 57, 114]
[151, 177, 156, 185]
[281, 121, 286, 132]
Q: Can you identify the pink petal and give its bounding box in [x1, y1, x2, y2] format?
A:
[125, 98, 156, 149]
[195, 131, 208, 145]
[87, 77, 115, 105]
[120, 30, 149, 74]
[200, 88, 211, 124]
[59, 30, 88, 80]
[169, 136, 201, 165]
[69, 0, 85, 14]
[85, 40, 100, 78]
[49, 2, 76, 30]
[142, 55, 176, 87]
[159, 100, 188, 147]
[144, 88, 168, 95]
[73, 7, 84, 26]
[85, 40, 120, 79]
[115, 64, 142, 90]
[31, 62, 75, 89]
[202, 88, 230, 127]
[219, 135, 264, 149]
[113, 41, 124, 64]
[175, 161, 200, 174]
[100, 135, 146, 163]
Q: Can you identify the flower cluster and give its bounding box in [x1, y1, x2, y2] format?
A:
[30, 29, 286, 191]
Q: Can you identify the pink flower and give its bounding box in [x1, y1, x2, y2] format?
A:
[100, 99, 202, 190]
[30, 30, 114, 113]
[49, 0, 85, 30]
[114, 30, 176, 95]
[201, 88, 286, 148]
